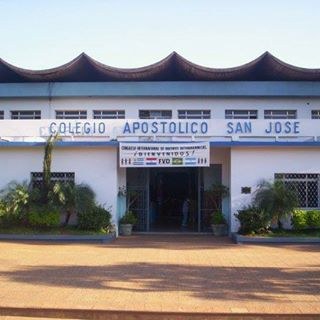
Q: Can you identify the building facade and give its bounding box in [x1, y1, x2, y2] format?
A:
[1, 52, 320, 234]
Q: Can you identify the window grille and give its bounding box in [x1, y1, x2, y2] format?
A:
[11, 110, 41, 120]
[56, 110, 87, 119]
[178, 110, 211, 119]
[31, 172, 75, 189]
[0, 111, 3, 119]
[139, 110, 172, 119]
[264, 110, 297, 119]
[275, 173, 319, 208]
[225, 110, 258, 119]
[93, 110, 125, 119]
[311, 110, 320, 119]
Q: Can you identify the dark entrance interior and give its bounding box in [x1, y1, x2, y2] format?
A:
[149, 168, 198, 231]
[126, 165, 222, 232]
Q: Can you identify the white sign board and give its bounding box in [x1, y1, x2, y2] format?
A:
[0, 119, 317, 139]
[119, 142, 210, 167]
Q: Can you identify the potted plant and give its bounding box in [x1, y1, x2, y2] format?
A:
[211, 210, 228, 236]
[119, 211, 137, 236]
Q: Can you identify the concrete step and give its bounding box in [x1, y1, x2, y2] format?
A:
[0, 307, 319, 320]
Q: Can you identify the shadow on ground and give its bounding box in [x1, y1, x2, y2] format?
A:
[1, 262, 319, 302]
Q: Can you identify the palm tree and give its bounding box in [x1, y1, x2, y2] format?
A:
[42, 134, 59, 204]
[51, 182, 95, 225]
[254, 180, 298, 229]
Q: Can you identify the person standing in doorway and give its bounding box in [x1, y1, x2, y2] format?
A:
[181, 198, 190, 228]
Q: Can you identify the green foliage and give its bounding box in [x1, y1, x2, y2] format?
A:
[0, 181, 31, 226]
[254, 180, 298, 229]
[235, 206, 270, 235]
[306, 210, 320, 228]
[28, 206, 60, 228]
[211, 211, 226, 225]
[78, 206, 112, 231]
[292, 209, 320, 230]
[119, 211, 138, 225]
[291, 210, 308, 230]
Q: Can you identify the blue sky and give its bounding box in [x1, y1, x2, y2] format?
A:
[0, 0, 319, 69]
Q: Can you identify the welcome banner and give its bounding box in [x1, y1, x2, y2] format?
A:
[119, 142, 210, 168]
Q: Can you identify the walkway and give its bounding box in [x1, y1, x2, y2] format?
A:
[0, 235, 319, 317]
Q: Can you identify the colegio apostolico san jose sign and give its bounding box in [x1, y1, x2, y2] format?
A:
[0, 119, 312, 138]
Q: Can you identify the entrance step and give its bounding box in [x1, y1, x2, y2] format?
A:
[134, 231, 213, 235]
[0, 307, 319, 320]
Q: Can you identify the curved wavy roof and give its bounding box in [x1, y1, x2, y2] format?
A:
[0, 51, 320, 82]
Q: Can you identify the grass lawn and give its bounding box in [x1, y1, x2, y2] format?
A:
[0, 225, 109, 235]
[260, 229, 320, 238]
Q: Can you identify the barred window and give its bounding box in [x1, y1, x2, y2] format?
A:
[31, 172, 75, 189]
[264, 110, 297, 119]
[311, 110, 320, 119]
[93, 110, 125, 119]
[56, 110, 87, 119]
[178, 110, 211, 119]
[275, 173, 319, 208]
[225, 110, 258, 119]
[11, 110, 41, 120]
[139, 110, 172, 119]
[0, 111, 3, 119]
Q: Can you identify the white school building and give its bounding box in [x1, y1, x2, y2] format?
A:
[1, 52, 320, 234]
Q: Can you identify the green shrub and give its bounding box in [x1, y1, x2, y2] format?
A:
[28, 206, 60, 228]
[211, 211, 226, 225]
[291, 209, 308, 230]
[306, 210, 320, 229]
[235, 206, 270, 235]
[78, 206, 111, 231]
[119, 211, 137, 225]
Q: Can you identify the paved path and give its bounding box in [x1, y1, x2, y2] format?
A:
[0, 235, 319, 315]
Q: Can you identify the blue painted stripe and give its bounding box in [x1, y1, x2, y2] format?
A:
[1, 81, 320, 98]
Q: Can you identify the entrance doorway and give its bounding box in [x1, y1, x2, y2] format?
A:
[149, 168, 197, 231]
[126, 165, 223, 232]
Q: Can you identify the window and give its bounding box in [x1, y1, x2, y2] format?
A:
[178, 110, 211, 119]
[275, 173, 319, 208]
[139, 110, 172, 119]
[56, 110, 87, 119]
[225, 110, 258, 119]
[93, 110, 125, 119]
[264, 110, 296, 119]
[0, 111, 3, 120]
[31, 172, 75, 189]
[11, 110, 41, 120]
[311, 110, 320, 119]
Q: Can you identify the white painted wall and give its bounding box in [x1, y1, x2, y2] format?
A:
[1, 97, 320, 119]
[229, 147, 320, 232]
[0, 146, 119, 226]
